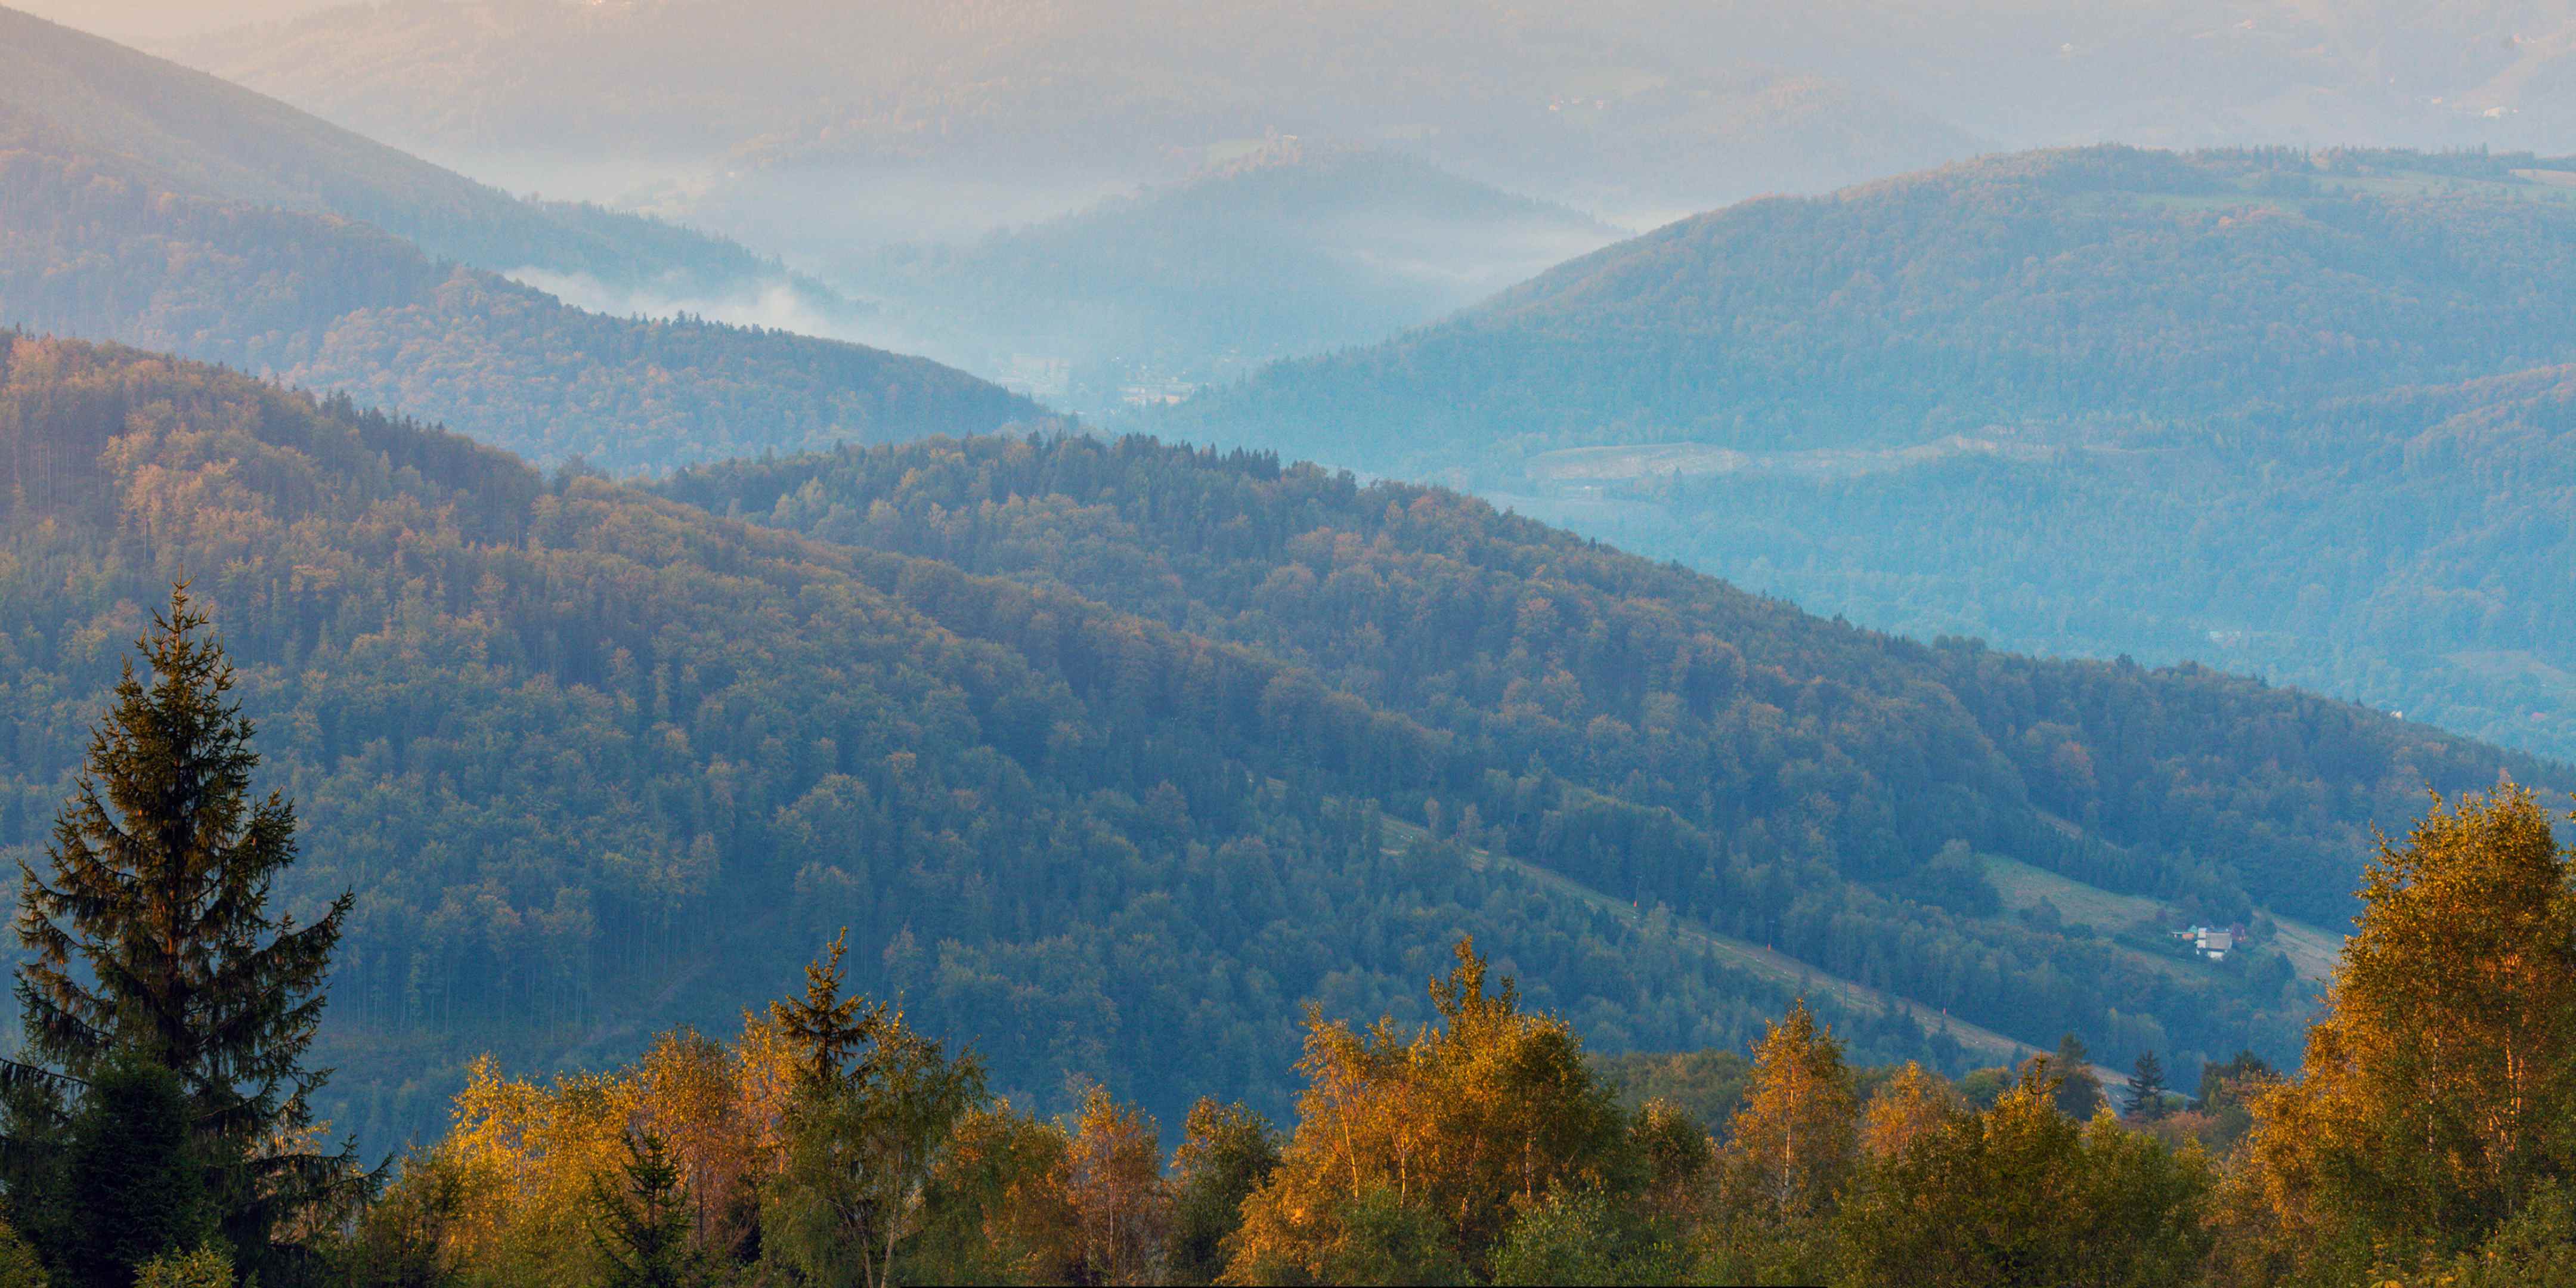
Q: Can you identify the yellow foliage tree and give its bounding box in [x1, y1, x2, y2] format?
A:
[1065, 1080, 1174, 1284]
[1836, 1066, 2211, 1287]
[2240, 784, 2576, 1268]
[1859, 1061, 1957, 1162]
[1719, 1000, 1858, 1225]
[1224, 939, 1633, 1283]
[908, 1102, 1079, 1284]
[389, 1008, 800, 1284]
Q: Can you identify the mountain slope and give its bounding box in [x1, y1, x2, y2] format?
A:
[0, 122, 1035, 470]
[0, 335, 1834, 1154]
[13, 340, 2560, 1156]
[660, 431, 2574, 1091]
[0, 4, 778, 294]
[662, 430, 2568, 932]
[1182, 145, 2576, 761]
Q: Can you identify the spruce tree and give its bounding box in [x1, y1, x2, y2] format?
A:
[2123, 1051, 2169, 1121]
[588, 1131, 700, 1288]
[11, 587, 358, 1250]
[57, 1057, 212, 1288]
[772, 930, 882, 1087]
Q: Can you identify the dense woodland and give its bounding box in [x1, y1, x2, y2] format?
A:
[7, 341, 2562, 1159]
[1, 623, 2569, 1288]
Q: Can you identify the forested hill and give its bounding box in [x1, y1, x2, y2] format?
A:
[0, 4, 778, 295]
[0, 126, 1038, 470]
[664, 431, 2566, 932]
[9, 340, 2556, 1158]
[0, 335, 1874, 1153]
[659, 437, 2566, 1086]
[1176, 145, 2576, 766]
[1186, 145, 2576, 476]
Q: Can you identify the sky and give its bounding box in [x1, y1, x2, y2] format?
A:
[13, 0, 347, 41]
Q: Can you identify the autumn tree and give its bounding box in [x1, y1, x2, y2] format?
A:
[1717, 1001, 1858, 1225]
[907, 1103, 1080, 1284]
[1064, 1080, 1172, 1284]
[1224, 939, 1634, 1283]
[2239, 784, 2576, 1268]
[1704, 999, 1858, 1281]
[10, 587, 357, 1263]
[1837, 1064, 2212, 1287]
[1858, 1061, 1956, 1162]
[1630, 1098, 1714, 1225]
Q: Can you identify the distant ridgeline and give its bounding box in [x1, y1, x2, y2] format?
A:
[846, 144, 1617, 407]
[0, 8, 1035, 472]
[1176, 145, 2576, 763]
[3, 339, 2556, 1154]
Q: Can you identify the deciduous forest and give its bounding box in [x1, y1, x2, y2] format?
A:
[2, 338, 2559, 1171]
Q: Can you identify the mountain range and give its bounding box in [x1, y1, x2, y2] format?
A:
[159, 0, 1985, 227]
[155, 0, 2576, 236]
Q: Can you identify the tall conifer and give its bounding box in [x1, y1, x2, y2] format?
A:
[772, 930, 883, 1087]
[2123, 1052, 2169, 1120]
[11, 587, 358, 1249]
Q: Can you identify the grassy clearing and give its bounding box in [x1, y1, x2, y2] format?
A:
[1984, 853, 2342, 983]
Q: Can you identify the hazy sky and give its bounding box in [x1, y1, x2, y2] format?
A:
[14, 0, 345, 42]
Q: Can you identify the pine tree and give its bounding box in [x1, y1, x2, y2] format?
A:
[589, 1131, 699, 1288]
[10, 587, 359, 1250]
[2123, 1052, 2169, 1121]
